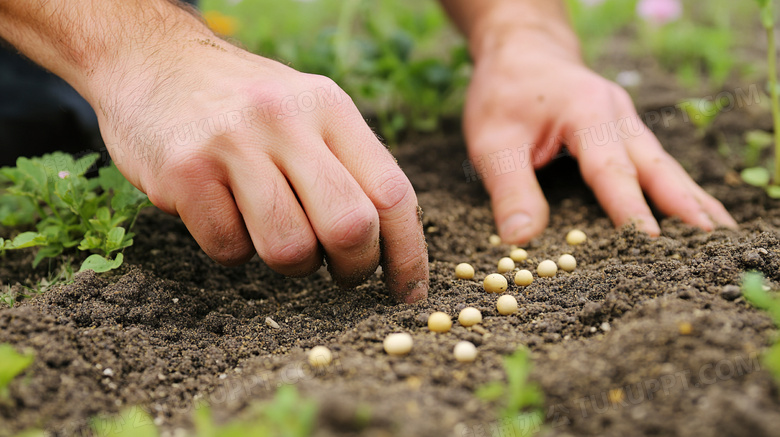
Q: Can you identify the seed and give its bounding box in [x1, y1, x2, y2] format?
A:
[483, 273, 508, 293]
[455, 263, 475, 280]
[308, 346, 332, 368]
[497, 257, 515, 273]
[510, 248, 528, 262]
[428, 312, 453, 333]
[489, 234, 502, 246]
[458, 307, 483, 327]
[453, 341, 478, 363]
[496, 294, 518, 315]
[384, 333, 413, 356]
[558, 254, 577, 272]
[514, 269, 533, 286]
[566, 229, 587, 245]
[537, 260, 558, 277]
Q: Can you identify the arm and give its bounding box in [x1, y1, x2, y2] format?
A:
[439, 0, 735, 241]
[0, 0, 429, 302]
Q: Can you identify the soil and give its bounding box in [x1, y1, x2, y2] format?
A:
[3, 41, 780, 437]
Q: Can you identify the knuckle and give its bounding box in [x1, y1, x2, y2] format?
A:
[321, 204, 379, 250]
[372, 169, 416, 212]
[584, 158, 637, 187]
[262, 235, 318, 271]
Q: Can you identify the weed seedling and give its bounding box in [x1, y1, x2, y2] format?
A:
[742, 271, 780, 383]
[476, 348, 544, 436]
[0, 344, 34, 399]
[0, 152, 151, 273]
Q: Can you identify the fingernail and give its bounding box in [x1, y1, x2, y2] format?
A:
[499, 213, 532, 242]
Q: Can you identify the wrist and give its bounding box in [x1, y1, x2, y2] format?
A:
[466, 2, 582, 63]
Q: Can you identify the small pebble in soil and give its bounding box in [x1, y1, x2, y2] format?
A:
[514, 269, 533, 286]
[455, 263, 475, 280]
[497, 295, 518, 315]
[484, 273, 508, 293]
[678, 322, 693, 335]
[537, 260, 558, 277]
[428, 312, 453, 333]
[558, 254, 577, 272]
[497, 257, 515, 273]
[308, 346, 333, 368]
[384, 333, 413, 356]
[489, 234, 502, 246]
[566, 229, 587, 245]
[458, 307, 483, 327]
[510, 248, 528, 262]
[453, 341, 478, 363]
[720, 285, 742, 301]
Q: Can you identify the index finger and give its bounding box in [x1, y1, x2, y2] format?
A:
[322, 105, 429, 303]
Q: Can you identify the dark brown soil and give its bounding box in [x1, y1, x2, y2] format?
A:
[3, 55, 780, 437]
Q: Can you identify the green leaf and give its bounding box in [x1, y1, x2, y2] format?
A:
[9, 232, 47, 249]
[79, 253, 124, 273]
[32, 246, 64, 269]
[105, 227, 126, 253]
[768, 185, 780, 199]
[761, 6, 775, 29]
[741, 167, 771, 187]
[745, 130, 774, 149]
[0, 344, 34, 396]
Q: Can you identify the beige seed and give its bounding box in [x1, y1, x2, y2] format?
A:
[497, 257, 515, 273]
[566, 229, 587, 245]
[428, 312, 453, 333]
[455, 263, 475, 280]
[458, 307, 483, 327]
[514, 269, 533, 286]
[453, 341, 478, 363]
[483, 273, 508, 293]
[510, 248, 528, 262]
[308, 346, 333, 368]
[558, 254, 577, 272]
[489, 234, 502, 246]
[384, 333, 413, 356]
[497, 294, 519, 315]
[537, 260, 558, 277]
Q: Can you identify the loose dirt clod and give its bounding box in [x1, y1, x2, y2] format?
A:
[428, 312, 453, 333]
[496, 295, 518, 315]
[566, 229, 587, 245]
[514, 269, 533, 286]
[453, 341, 478, 363]
[308, 346, 333, 368]
[455, 263, 475, 279]
[537, 260, 558, 277]
[384, 333, 413, 356]
[510, 248, 528, 262]
[558, 254, 577, 272]
[483, 273, 508, 293]
[458, 307, 482, 327]
[497, 257, 515, 273]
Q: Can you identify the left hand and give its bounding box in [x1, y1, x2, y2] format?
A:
[462, 29, 736, 243]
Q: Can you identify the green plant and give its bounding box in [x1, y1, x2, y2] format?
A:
[741, 271, 780, 383]
[0, 344, 34, 398]
[679, 97, 723, 134]
[476, 348, 544, 437]
[0, 152, 151, 273]
[1, 263, 75, 308]
[743, 130, 774, 167]
[565, 0, 640, 64]
[201, 0, 470, 144]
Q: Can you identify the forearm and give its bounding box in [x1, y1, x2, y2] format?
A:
[437, 0, 580, 61]
[0, 0, 213, 103]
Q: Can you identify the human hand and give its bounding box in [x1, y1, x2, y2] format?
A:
[90, 41, 428, 302]
[462, 26, 736, 243]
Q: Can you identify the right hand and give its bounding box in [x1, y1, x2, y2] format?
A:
[90, 41, 429, 302]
